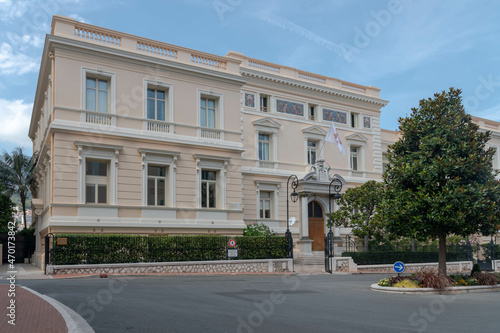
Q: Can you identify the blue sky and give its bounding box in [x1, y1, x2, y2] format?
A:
[1, 0, 500, 156]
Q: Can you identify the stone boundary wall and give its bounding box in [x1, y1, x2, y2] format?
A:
[46, 258, 293, 275]
[333, 257, 472, 273]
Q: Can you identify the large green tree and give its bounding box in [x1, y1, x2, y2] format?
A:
[0, 148, 38, 228]
[380, 88, 500, 276]
[330, 180, 385, 251]
[0, 183, 14, 233]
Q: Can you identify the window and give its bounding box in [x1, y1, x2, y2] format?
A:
[260, 95, 269, 112]
[308, 201, 323, 218]
[85, 160, 108, 204]
[351, 112, 359, 128]
[76, 142, 121, 205]
[86, 77, 108, 112]
[308, 104, 318, 121]
[491, 147, 499, 170]
[195, 155, 229, 210]
[200, 97, 216, 128]
[147, 88, 166, 121]
[307, 141, 317, 165]
[255, 180, 280, 220]
[139, 149, 178, 208]
[253, 118, 280, 169]
[147, 165, 166, 206]
[382, 153, 389, 173]
[259, 134, 270, 161]
[350, 147, 359, 171]
[259, 191, 272, 219]
[201, 170, 217, 208]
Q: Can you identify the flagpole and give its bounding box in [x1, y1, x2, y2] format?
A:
[319, 139, 325, 159]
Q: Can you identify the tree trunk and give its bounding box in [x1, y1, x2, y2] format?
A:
[364, 214, 370, 252]
[411, 238, 416, 252]
[438, 234, 447, 276]
[21, 194, 27, 229]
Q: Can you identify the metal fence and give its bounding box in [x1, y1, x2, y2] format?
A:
[341, 235, 476, 265]
[45, 234, 290, 266]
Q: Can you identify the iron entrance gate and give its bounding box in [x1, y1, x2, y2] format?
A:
[478, 239, 496, 271]
[325, 230, 334, 273]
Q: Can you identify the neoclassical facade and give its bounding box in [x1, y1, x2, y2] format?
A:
[28, 16, 500, 267]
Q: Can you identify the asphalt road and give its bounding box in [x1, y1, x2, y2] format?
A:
[5, 274, 500, 333]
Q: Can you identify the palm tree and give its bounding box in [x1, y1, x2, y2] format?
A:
[0, 148, 38, 228]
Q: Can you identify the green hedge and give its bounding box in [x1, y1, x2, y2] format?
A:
[50, 234, 288, 265]
[343, 251, 469, 265]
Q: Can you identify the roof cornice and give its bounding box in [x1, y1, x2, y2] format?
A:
[48, 35, 248, 85]
[240, 68, 389, 107]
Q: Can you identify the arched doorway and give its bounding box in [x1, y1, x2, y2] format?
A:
[308, 201, 324, 251]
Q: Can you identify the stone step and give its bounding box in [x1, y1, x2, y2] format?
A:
[294, 253, 325, 265]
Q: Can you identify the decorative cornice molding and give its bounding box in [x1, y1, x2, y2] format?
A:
[241, 69, 389, 107]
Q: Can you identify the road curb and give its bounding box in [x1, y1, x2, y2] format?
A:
[21, 286, 94, 333]
[370, 283, 500, 295]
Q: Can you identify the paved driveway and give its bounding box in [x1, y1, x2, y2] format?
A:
[6, 274, 500, 333]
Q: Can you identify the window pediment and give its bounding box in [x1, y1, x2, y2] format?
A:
[302, 125, 327, 136]
[253, 117, 281, 129]
[346, 133, 368, 142]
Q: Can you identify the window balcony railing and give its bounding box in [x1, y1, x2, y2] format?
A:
[258, 160, 276, 169]
[200, 128, 222, 140]
[84, 111, 114, 126]
[145, 120, 171, 134]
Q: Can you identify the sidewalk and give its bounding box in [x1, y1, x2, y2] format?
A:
[0, 262, 51, 280]
[0, 263, 94, 332]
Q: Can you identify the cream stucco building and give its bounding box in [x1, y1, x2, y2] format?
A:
[28, 16, 500, 267]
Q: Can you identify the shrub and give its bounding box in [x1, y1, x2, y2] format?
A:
[417, 269, 451, 289]
[393, 279, 418, 288]
[243, 224, 275, 237]
[473, 272, 500, 286]
[388, 275, 407, 286]
[50, 234, 288, 265]
[378, 278, 390, 286]
[17, 227, 35, 237]
[470, 263, 481, 277]
[450, 274, 478, 286]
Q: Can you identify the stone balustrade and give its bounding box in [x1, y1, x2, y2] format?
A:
[51, 15, 241, 75]
[50, 15, 381, 99]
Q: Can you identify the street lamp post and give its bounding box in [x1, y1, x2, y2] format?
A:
[326, 178, 343, 273]
[286, 174, 299, 258]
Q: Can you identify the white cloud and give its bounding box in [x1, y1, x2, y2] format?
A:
[0, 43, 38, 75]
[0, 98, 33, 149]
[0, 0, 30, 22]
[68, 13, 88, 23]
[6, 31, 45, 49]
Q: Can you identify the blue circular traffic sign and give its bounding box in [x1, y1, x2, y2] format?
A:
[393, 261, 405, 273]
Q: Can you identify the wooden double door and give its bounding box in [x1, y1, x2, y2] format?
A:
[308, 201, 325, 251]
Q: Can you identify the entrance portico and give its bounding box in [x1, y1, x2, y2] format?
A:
[296, 159, 345, 260]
